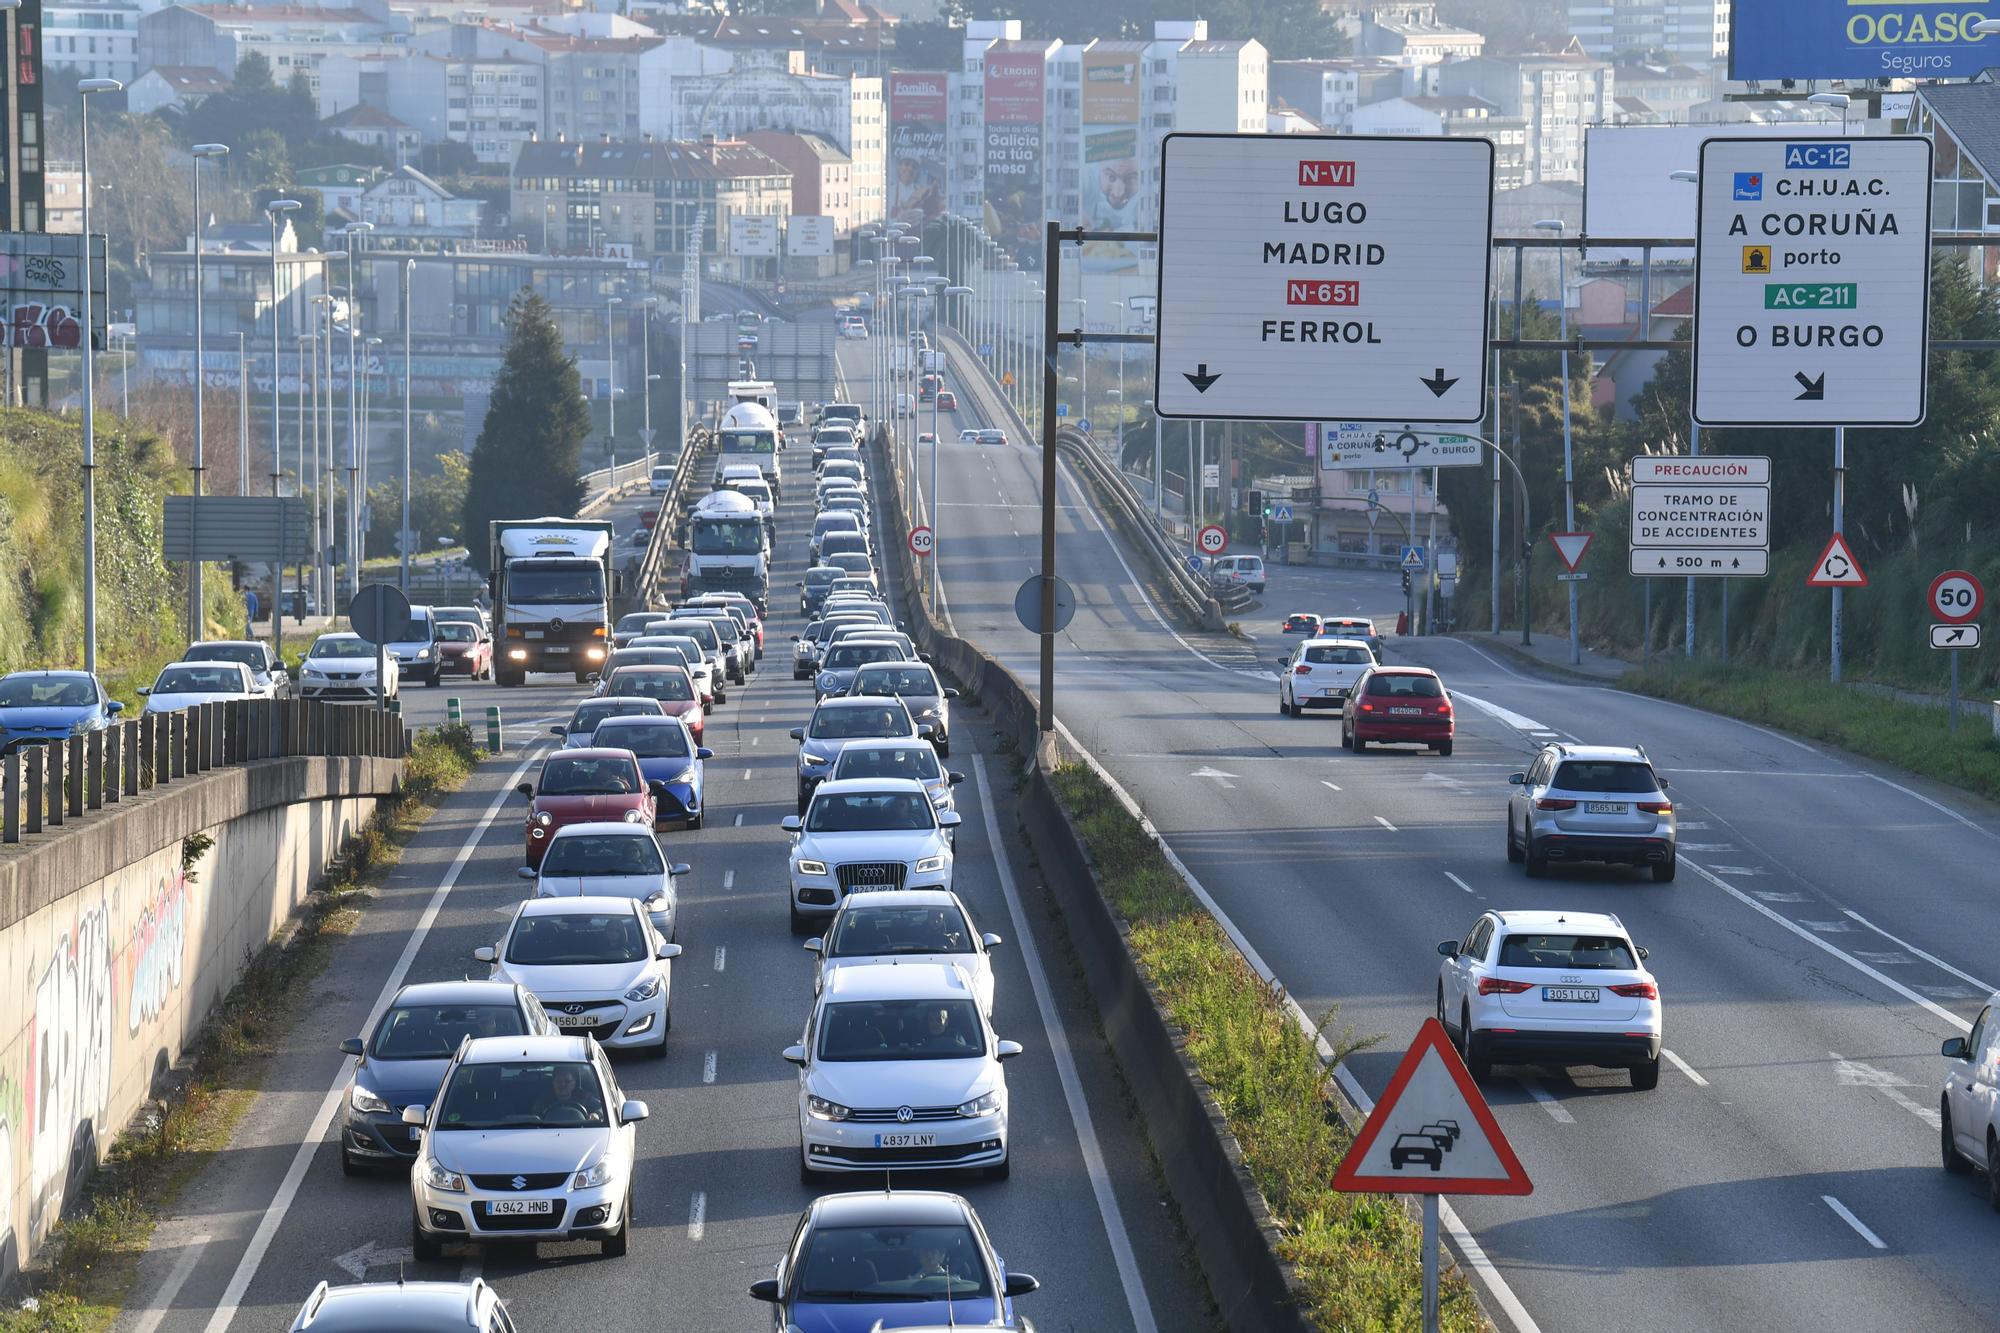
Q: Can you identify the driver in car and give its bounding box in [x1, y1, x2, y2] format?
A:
[535, 1067, 589, 1121]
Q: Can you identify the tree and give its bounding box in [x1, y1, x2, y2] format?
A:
[462, 291, 589, 570]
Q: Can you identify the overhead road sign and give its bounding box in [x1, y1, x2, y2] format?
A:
[1807, 533, 1868, 588]
[1931, 623, 1982, 650]
[1153, 134, 1493, 424]
[1928, 569, 1984, 624]
[1331, 1019, 1531, 1197]
[163, 496, 313, 563]
[1549, 532, 1593, 573]
[1691, 136, 1934, 429]
[1319, 424, 1486, 471]
[1629, 454, 1770, 579]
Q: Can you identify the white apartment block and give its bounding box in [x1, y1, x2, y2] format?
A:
[1435, 53, 1613, 184]
[1567, 0, 1729, 63]
[321, 51, 547, 166]
[42, 0, 141, 83]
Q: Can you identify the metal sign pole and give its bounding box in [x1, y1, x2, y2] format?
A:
[1951, 653, 1960, 733]
[1832, 425, 1845, 683]
[1038, 220, 1060, 734]
[1422, 1194, 1440, 1333]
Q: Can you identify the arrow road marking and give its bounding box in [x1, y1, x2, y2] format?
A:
[1189, 765, 1238, 788]
[1183, 363, 1221, 394]
[334, 1241, 413, 1281]
[1794, 371, 1826, 401]
[1420, 367, 1459, 398]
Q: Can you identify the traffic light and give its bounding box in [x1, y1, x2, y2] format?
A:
[1401, 570, 1411, 595]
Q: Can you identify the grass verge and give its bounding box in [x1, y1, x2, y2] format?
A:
[1048, 762, 1485, 1333]
[1622, 661, 2000, 803]
[0, 723, 482, 1333]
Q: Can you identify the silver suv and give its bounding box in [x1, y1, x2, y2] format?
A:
[1506, 744, 1677, 881]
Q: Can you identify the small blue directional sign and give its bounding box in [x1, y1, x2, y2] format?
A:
[1078, 418, 1092, 434]
[1273, 503, 1293, 522]
[1187, 554, 1205, 573]
[978, 343, 994, 357]
[1401, 545, 1427, 571]
[1055, 403, 1069, 418]
[1367, 489, 1381, 509]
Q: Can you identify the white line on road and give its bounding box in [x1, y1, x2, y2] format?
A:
[722, 869, 735, 891]
[742, 768, 753, 780]
[688, 1191, 707, 1242]
[130, 1232, 213, 1333]
[751, 736, 760, 747]
[1374, 815, 1398, 832]
[1663, 1049, 1709, 1087]
[1843, 911, 1999, 994]
[1451, 690, 1550, 734]
[703, 1051, 717, 1084]
[1525, 1082, 1575, 1124]
[201, 744, 551, 1333]
[1444, 871, 1477, 895]
[713, 946, 727, 972]
[969, 755, 1159, 1333]
[1320, 780, 1342, 792]
[1823, 1195, 1887, 1249]
[1864, 773, 1997, 841]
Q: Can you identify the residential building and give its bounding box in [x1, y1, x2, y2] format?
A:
[1912, 83, 2000, 241]
[1357, 9, 1484, 64]
[1268, 103, 1319, 134]
[1348, 95, 1529, 188]
[44, 164, 89, 234]
[511, 136, 792, 265]
[1435, 52, 1614, 184]
[703, 13, 897, 79]
[669, 58, 885, 224]
[356, 165, 483, 238]
[127, 64, 232, 117]
[324, 103, 422, 167]
[1610, 61, 1712, 119]
[1176, 39, 1268, 135]
[744, 130, 855, 235]
[297, 163, 382, 218]
[1567, 0, 1729, 63]
[319, 50, 549, 167]
[1270, 57, 1415, 134]
[42, 0, 142, 83]
[136, 4, 408, 95]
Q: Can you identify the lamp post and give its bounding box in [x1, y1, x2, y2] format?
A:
[77, 74, 118, 675]
[1534, 217, 1578, 664]
[188, 141, 229, 642]
[236, 330, 248, 495]
[639, 296, 656, 454]
[932, 283, 973, 609]
[265, 198, 300, 502]
[401, 257, 413, 592]
[1668, 169, 1703, 657]
[296, 331, 311, 619]
[308, 297, 327, 607]
[342, 221, 373, 599]
[1808, 91, 1852, 134]
[607, 293, 622, 474]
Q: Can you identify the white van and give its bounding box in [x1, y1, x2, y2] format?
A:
[1207, 554, 1266, 594]
[895, 393, 914, 418]
[649, 464, 674, 494]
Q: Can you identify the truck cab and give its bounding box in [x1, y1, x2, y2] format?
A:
[713, 396, 783, 496]
[488, 519, 617, 686]
[684, 489, 770, 612]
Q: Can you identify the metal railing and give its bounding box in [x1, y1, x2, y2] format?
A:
[635, 426, 716, 606]
[1052, 424, 1228, 627]
[1, 697, 408, 844]
[578, 452, 660, 515]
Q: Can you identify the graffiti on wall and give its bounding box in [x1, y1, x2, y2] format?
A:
[27, 902, 113, 1241]
[124, 870, 189, 1036]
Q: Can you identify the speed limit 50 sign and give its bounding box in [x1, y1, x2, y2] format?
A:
[1197, 525, 1229, 556]
[1929, 569, 1984, 624]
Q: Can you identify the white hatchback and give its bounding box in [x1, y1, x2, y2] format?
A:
[1436, 909, 1663, 1089]
[476, 897, 683, 1057]
[524, 822, 689, 942]
[1939, 993, 2000, 1200]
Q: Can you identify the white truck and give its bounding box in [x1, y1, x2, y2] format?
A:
[683, 488, 770, 612]
[486, 518, 616, 686]
[713, 395, 783, 495]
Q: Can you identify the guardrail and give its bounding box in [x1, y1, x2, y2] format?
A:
[634, 427, 716, 606]
[579, 451, 659, 517]
[1, 698, 407, 844]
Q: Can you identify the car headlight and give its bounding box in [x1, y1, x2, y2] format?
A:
[817, 673, 837, 688]
[916, 707, 940, 719]
[913, 855, 946, 874]
[414, 648, 431, 661]
[623, 809, 646, 824]
[795, 858, 828, 877]
[806, 1095, 853, 1122]
[573, 1158, 614, 1190]
[70, 719, 93, 735]
[423, 1157, 464, 1192]
[956, 1091, 1002, 1119]
[625, 974, 663, 1002]
[349, 1084, 392, 1115]
[536, 811, 553, 827]
[668, 767, 697, 785]
[802, 753, 829, 767]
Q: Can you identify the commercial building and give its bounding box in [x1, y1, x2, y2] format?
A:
[511, 136, 791, 265]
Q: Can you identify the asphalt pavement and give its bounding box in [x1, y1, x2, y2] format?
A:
[846, 338, 2000, 1333]
[115, 433, 1209, 1331]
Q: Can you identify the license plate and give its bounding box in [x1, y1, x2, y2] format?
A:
[1585, 802, 1625, 814]
[545, 645, 570, 654]
[554, 1014, 597, 1028]
[1543, 986, 1599, 1003]
[1321, 688, 1345, 698]
[487, 1199, 554, 1216]
[1389, 706, 1423, 716]
[874, 1133, 937, 1148]
[524, 630, 544, 640]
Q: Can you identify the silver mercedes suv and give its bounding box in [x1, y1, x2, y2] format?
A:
[1506, 743, 1677, 881]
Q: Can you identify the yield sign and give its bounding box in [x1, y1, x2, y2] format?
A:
[1806, 532, 1868, 588]
[1548, 531, 1592, 573]
[1330, 1018, 1532, 1197]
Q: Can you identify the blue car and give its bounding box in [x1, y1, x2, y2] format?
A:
[590, 715, 712, 829]
[750, 1191, 1039, 1332]
[0, 670, 123, 754]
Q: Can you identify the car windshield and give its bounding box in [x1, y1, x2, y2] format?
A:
[829, 904, 972, 957]
[310, 638, 374, 660]
[435, 607, 483, 624]
[1304, 646, 1372, 665]
[506, 910, 651, 965]
[805, 568, 841, 587]
[816, 998, 985, 1063]
[435, 1061, 607, 1131]
[1552, 762, 1660, 794]
[806, 791, 935, 832]
[793, 1222, 991, 1302]
[691, 519, 765, 554]
[605, 650, 685, 676]
[184, 644, 265, 670]
[820, 535, 868, 558]
[829, 555, 874, 575]
[1285, 616, 1319, 630]
[677, 614, 738, 643]
[437, 622, 479, 643]
[851, 667, 937, 697]
[1327, 620, 1376, 638]
[1365, 673, 1444, 699]
[506, 566, 606, 605]
[617, 613, 668, 634]
[809, 706, 909, 740]
[815, 514, 860, 534]
[673, 623, 719, 651]
[153, 665, 248, 694]
[719, 430, 776, 454]
[591, 721, 692, 759]
[392, 614, 436, 642]
[536, 756, 640, 796]
[540, 834, 666, 877]
[832, 746, 942, 782]
[369, 1003, 527, 1060]
[824, 644, 902, 670]
[1497, 934, 1639, 970]
[607, 671, 694, 702]
[568, 700, 660, 734]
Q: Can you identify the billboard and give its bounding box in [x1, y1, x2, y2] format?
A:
[786, 215, 834, 257]
[1731, 0, 1994, 80]
[888, 71, 947, 226]
[728, 215, 778, 257]
[1079, 45, 1142, 274]
[984, 47, 1046, 270]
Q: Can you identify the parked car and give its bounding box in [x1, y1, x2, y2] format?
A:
[183, 639, 290, 697]
[435, 620, 492, 680]
[137, 660, 258, 715]
[1341, 665, 1452, 756]
[475, 897, 682, 1055]
[523, 821, 689, 940]
[519, 749, 660, 868]
[0, 670, 123, 753]
[298, 633, 399, 702]
[781, 778, 960, 933]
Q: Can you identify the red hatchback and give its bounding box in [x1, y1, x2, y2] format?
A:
[519, 748, 659, 867]
[435, 620, 492, 679]
[600, 664, 706, 746]
[1342, 666, 1454, 756]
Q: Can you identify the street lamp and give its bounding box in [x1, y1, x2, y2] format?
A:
[1535, 216, 1579, 665]
[400, 256, 413, 593]
[76, 73, 118, 674]
[639, 296, 657, 453]
[1668, 169, 1703, 657]
[186, 142, 229, 641]
[607, 293, 622, 473]
[1807, 91, 1852, 134]
[341, 221, 373, 599]
[265, 199, 301, 504]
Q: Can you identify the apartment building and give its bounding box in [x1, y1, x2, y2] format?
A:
[42, 0, 141, 83]
[668, 56, 884, 225]
[1435, 52, 1614, 184]
[136, 3, 408, 94]
[511, 136, 792, 265]
[1567, 0, 1729, 63]
[1270, 57, 1417, 134]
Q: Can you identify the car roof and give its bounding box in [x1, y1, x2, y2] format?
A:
[839, 888, 958, 910]
[159, 659, 249, 674]
[294, 1279, 493, 1330]
[311, 633, 364, 644]
[544, 820, 660, 840]
[0, 669, 94, 680]
[391, 979, 525, 1006]
[812, 777, 928, 796]
[1492, 909, 1628, 934]
[589, 714, 692, 730]
[191, 639, 265, 650]
[815, 695, 908, 711]
[542, 747, 639, 762]
[1363, 665, 1439, 677]
[515, 894, 646, 919]
[1300, 637, 1372, 649]
[458, 1033, 594, 1064]
[823, 961, 975, 1000]
[811, 1189, 972, 1228]
[1543, 743, 1652, 763]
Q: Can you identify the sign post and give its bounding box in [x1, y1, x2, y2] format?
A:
[908, 525, 934, 558]
[348, 583, 412, 714]
[1627, 455, 1771, 578]
[1928, 570, 1985, 733]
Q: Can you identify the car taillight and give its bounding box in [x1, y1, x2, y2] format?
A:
[1478, 977, 1534, 996]
[1357, 701, 1376, 712]
[1608, 982, 1658, 1000]
[1637, 801, 1673, 815]
[1536, 798, 1576, 811]
[1294, 664, 1312, 675]
[1434, 700, 1453, 716]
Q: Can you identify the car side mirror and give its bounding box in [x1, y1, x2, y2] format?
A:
[516, 781, 534, 799]
[473, 946, 497, 964]
[938, 811, 962, 828]
[781, 815, 802, 832]
[748, 1278, 780, 1303]
[516, 866, 536, 881]
[781, 1044, 808, 1066]
[697, 747, 714, 759]
[995, 1040, 1024, 1061]
[620, 1099, 650, 1124]
[943, 688, 959, 699]
[648, 779, 669, 797]
[400, 1105, 427, 1128]
[1436, 941, 1457, 957]
[982, 932, 1003, 949]
[789, 727, 805, 741]
[804, 937, 823, 954]
[948, 772, 964, 785]
[339, 1036, 365, 1057]
[656, 942, 683, 960]
[550, 725, 567, 737]
[1636, 946, 1650, 960]
[1004, 1272, 1040, 1298]
[585, 672, 601, 684]
[670, 862, 691, 877]
[108, 700, 125, 713]
[917, 723, 935, 738]
[1943, 1037, 1970, 1059]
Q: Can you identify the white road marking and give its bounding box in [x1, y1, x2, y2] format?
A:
[1668, 768, 1849, 777]
[1374, 815, 1399, 832]
[742, 768, 753, 780]
[1864, 773, 1997, 841]
[1853, 950, 1915, 967]
[1320, 780, 1342, 792]
[1526, 1082, 1575, 1124]
[688, 1191, 707, 1241]
[722, 869, 735, 891]
[1190, 765, 1238, 788]
[733, 813, 744, 827]
[1842, 911, 1999, 994]
[1677, 821, 1711, 829]
[1751, 890, 1808, 903]
[1450, 690, 1549, 734]
[1662, 1049, 1709, 1087]
[1706, 865, 1767, 877]
[130, 1232, 213, 1333]
[703, 1051, 717, 1084]
[1677, 842, 1736, 852]
[200, 743, 553, 1333]
[751, 736, 759, 746]
[1823, 1195, 1887, 1249]
[1445, 872, 1477, 895]
[1802, 920, 1855, 933]
[968, 755, 1159, 1333]
[713, 946, 727, 972]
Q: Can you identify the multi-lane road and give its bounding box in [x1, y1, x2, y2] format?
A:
[116, 443, 1213, 1329]
[842, 336, 2000, 1333]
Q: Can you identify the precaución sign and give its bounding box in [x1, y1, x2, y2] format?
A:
[1154, 134, 1494, 424]
[1628, 455, 1771, 577]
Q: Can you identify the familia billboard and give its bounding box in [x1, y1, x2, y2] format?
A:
[1079, 44, 1142, 274]
[1732, 0, 1995, 79]
[888, 71, 946, 227]
[984, 44, 1046, 270]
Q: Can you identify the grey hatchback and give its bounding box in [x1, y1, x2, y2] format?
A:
[1506, 743, 1677, 881]
[290, 1278, 514, 1332]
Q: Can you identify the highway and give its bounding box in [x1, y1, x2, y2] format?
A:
[116, 438, 1212, 1330]
[844, 336, 2000, 1333]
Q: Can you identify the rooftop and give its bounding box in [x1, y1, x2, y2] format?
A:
[324, 103, 414, 130]
[1916, 82, 2000, 185]
[140, 64, 232, 93]
[513, 138, 790, 183]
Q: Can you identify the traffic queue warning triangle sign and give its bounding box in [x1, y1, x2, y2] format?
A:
[1330, 1018, 1533, 1197]
[1806, 532, 1868, 588]
[1548, 531, 1593, 573]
